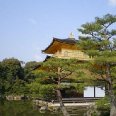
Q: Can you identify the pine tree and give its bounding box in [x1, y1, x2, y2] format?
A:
[31, 58, 86, 116]
[78, 14, 116, 116]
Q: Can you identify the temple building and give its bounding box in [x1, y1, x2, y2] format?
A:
[42, 33, 91, 61]
[42, 33, 105, 98]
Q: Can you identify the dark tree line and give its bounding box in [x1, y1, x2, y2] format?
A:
[0, 58, 40, 96]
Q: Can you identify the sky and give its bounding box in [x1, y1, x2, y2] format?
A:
[0, 0, 116, 63]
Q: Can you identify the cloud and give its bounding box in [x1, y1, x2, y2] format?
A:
[108, 0, 116, 6]
[28, 18, 37, 25]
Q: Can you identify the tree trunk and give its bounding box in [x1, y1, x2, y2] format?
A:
[110, 101, 116, 116]
[106, 64, 116, 116]
[56, 89, 70, 116]
[109, 84, 116, 116]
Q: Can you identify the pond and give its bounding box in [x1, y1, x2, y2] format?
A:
[0, 100, 87, 116]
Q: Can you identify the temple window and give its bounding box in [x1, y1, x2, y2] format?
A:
[64, 51, 68, 57]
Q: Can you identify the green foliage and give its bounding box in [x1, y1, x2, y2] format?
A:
[70, 83, 84, 93]
[41, 58, 87, 87]
[96, 97, 110, 110]
[78, 14, 116, 115]
[39, 84, 56, 101]
[24, 61, 40, 72]
[96, 97, 110, 116]
[2, 58, 24, 81]
[28, 57, 89, 100]
[24, 61, 41, 83]
[27, 82, 41, 97]
[27, 79, 56, 100]
[10, 79, 28, 95]
[0, 62, 6, 96]
[34, 70, 56, 84]
[0, 62, 6, 80]
[42, 58, 78, 72]
[78, 13, 116, 85]
[0, 58, 28, 96]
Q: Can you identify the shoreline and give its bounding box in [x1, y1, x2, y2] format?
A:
[48, 102, 95, 107]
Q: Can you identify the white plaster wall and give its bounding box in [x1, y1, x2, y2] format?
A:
[84, 86, 105, 97]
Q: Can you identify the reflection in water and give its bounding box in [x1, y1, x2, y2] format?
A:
[0, 100, 87, 116]
[0, 100, 62, 116]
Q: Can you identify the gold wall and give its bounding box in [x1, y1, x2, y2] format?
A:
[53, 48, 91, 60]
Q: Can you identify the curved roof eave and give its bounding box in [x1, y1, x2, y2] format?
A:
[42, 37, 78, 54]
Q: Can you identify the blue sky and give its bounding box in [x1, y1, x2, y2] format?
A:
[0, 0, 116, 62]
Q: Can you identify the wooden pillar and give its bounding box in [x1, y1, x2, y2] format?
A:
[94, 86, 96, 97]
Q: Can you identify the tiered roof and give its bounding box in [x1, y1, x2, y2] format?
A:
[42, 37, 79, 54]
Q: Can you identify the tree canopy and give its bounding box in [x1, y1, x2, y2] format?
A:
[78, 13, 116, 116]
[28, 57, 89, 116]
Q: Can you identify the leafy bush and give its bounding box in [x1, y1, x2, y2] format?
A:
[96, 97, 110, 116]
[39, 85, 56, 101]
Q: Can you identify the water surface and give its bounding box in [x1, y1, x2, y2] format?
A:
[0, 100, 87, 116]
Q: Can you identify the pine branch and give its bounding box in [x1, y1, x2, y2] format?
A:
[90, 32, 102, 41]
[60, 71, 73, 80]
